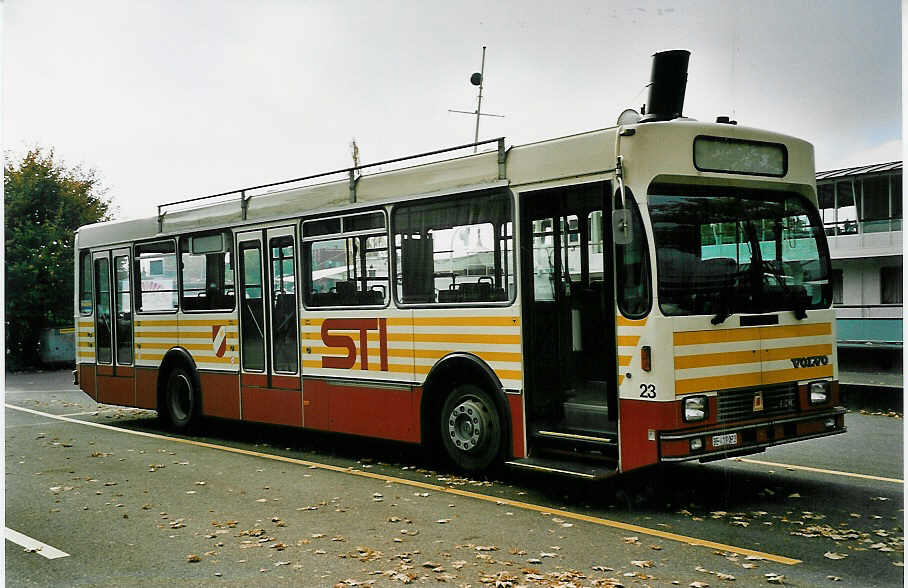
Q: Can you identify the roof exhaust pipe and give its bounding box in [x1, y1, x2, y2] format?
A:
[639, 49, 690, 123]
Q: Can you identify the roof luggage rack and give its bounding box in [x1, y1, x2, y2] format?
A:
[156, 137, 507, 231]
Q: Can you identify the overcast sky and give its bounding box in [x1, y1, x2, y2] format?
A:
[3, 0, 902, 221]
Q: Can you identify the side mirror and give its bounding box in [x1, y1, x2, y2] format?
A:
[612, 209, 634, 245]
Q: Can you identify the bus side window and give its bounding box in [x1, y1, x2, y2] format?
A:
[615, 190, 651, 318]
[134, 240, 178, 313]
[79, 251, 93, 315]
[303, 211, 389, 308]
[179, 233, 235, 312]
[392, 190, 514, 305]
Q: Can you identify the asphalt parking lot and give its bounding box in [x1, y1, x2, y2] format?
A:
[6, 370, 904, 587]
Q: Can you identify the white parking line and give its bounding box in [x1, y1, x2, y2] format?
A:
[5, 528, 70, 559]
[735, 457, 903, 484]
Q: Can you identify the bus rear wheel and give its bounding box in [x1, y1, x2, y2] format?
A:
[164, 367, 199, 431]
[440, 384, 502, 472]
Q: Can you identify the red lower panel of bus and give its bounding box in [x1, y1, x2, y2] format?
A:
[619, 399, 679, 472]
[241, 374, 303, 427]
[135, 368, 157, 409]
[507, 393, 526, 458]
[200, 372, 240, 420]
[303, 379, 421, 443]
[79, 364, 97, 400]
[97, 366, 134, 406]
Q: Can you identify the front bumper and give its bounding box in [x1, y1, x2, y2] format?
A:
[659, 407, 846, 463]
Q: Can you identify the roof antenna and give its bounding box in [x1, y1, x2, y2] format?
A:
[449, 46, 505, 152]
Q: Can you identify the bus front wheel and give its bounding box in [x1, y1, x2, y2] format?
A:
[439, 384, 502, 472]
[164, 367, 199, 431]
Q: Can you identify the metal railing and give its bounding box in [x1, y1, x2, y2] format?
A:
[156, 138, 507, 225]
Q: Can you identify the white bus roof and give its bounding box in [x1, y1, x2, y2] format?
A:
[76, 120, 814, 249]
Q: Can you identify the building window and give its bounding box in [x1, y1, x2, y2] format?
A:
[891, 174, 902, 231]
[831, 269, 843, 304]
[304, 211, 389, 307]
[135, 240, 178, 312]
[835, 180, 858, 235]
[859, 175, 891, 233]
[817, 183, 835, 235]
[393, 191, 514, 304]
[881, 266, 902, 304]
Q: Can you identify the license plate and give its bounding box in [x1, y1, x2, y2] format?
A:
[712, 433, 738, 448]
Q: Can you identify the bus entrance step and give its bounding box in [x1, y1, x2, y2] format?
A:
[505, 457, 618, 480]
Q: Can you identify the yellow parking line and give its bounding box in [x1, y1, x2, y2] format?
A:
[5, 403, 801, 565]
[736, 458, 903, 484]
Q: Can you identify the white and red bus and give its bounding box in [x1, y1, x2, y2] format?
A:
[74, 51, 844, 479]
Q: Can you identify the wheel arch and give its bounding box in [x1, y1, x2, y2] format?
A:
[420, 352, 512, 459]
[156, 347, 201, 411]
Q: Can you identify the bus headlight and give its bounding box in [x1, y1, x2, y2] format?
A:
[809, 381, 830, 405]
[683, 395, 708, 422]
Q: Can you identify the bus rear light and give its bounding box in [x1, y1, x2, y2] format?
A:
[641, 346, 652, 372]
[683, 395, 708, 422]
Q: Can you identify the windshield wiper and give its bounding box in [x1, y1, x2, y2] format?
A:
[763, 260, 807, 320]
[711, 279, 735, 325]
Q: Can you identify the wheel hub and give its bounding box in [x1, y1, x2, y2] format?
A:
[448, 399, 487, 452]
[170, 374, 191, 421]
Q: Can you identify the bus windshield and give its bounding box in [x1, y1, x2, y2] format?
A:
[649, 183, 831, 320]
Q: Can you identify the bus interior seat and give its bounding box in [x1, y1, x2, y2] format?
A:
[438, 285, 463, 303]
[358, 288, 384, 305]
[335, 280, 356, 305]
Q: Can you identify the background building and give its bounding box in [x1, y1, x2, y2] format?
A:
[817, 161, 902, 375]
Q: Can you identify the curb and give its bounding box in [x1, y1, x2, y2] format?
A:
[840, 383, 903, 413]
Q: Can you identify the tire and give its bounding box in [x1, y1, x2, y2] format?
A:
[164, 367, 199, 432]
[439, 384, 503, 472]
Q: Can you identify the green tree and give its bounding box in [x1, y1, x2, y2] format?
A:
[5, 147, 113, 370]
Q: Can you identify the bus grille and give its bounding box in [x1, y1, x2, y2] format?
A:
[716, 384, 798, 423]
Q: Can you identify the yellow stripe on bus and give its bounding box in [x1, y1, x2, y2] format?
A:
[138, 342, 235, 352]
[616, 316, 648, 327]
[762, 343, 834, 362]
[302, 331, 520, 345]
[675, 349, 761, 370]
[134, 331, 180, 338]
[393, 316, 520, 327]
[134, 319, 180, 327]
[763, 364, 834, 385]
[301, 359, 413, 374]
[675, 343, 834, 369]
[303, 346, 522, 363]
[674, 322, 832, 346]
[301, 316, 521, 328]
[674, 362, 835, 395]
[616, 335, 640, 347]
[675, 371, 763, 395]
